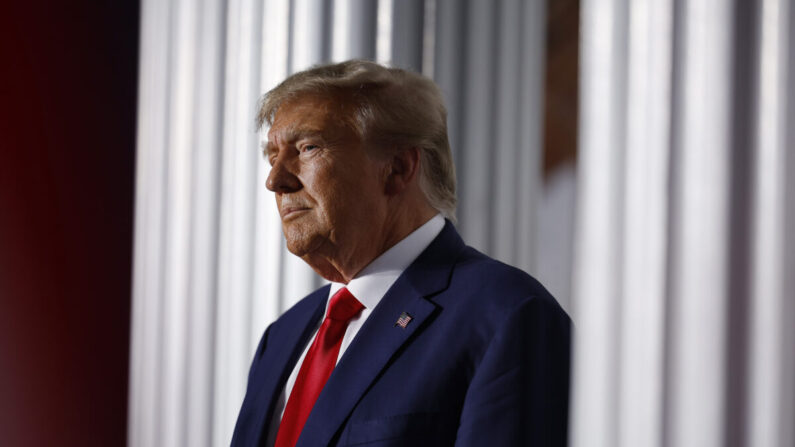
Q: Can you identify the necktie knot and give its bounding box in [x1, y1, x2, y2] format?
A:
[327, 287, 364, 321]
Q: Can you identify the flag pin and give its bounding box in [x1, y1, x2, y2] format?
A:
[394, 312, 413, 329]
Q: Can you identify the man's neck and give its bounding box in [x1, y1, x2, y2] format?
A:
[304, 204, 437, 284]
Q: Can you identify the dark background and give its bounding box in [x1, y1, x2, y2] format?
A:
[0, 2, 139, 445]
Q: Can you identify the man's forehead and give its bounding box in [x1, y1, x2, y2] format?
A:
[267, 98, 332, 135]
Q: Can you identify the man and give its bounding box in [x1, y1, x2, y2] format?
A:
[232, 60, 570, 446]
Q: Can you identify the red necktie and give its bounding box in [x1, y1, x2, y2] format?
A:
[274, 287, 364, 447]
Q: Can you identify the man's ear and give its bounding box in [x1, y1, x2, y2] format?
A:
[384, 147, 421, 195]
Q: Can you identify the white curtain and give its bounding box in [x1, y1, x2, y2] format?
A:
[128, 1, 548, 445]
[571, 0, 795, 447]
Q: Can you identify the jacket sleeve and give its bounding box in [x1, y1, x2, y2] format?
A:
[455, 296, 572, 446]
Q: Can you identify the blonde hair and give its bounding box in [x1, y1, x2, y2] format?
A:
[257, 60, 457, 222]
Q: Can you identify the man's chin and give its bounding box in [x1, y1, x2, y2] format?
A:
[283, 231, 322, 258]
[284, 238, 311, 257]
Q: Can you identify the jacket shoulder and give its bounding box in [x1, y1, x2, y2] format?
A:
[435, 245, 568, 327]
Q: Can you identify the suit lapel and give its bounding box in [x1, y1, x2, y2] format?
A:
[246, 286, 328, 446]
[296, 221, 466, 447]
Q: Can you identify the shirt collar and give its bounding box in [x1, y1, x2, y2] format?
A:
[328, 214, 446, 309]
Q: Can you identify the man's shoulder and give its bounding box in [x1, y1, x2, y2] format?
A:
[455, 245, 554, 296]
[437, 244, 569, 327]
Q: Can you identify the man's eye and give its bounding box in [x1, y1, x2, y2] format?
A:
[301, 144, 319, 152]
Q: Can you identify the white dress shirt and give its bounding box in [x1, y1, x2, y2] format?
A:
[264, 214, 445, 446]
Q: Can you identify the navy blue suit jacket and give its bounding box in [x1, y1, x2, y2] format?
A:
[232, 221, 571, 446]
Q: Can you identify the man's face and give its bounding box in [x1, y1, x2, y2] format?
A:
[265, 94, 389, 275]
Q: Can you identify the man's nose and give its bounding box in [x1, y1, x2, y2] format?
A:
[266, 155, 302, 193]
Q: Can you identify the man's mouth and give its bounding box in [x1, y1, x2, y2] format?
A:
[280, 206, 310, 219]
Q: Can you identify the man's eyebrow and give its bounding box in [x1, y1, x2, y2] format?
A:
[282, 128, 325, 141]
[263, 128, 326, 151]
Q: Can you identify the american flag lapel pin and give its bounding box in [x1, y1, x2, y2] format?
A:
[395, 311, 413, 329]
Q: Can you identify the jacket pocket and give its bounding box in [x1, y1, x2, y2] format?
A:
[342, 412, 441, 446]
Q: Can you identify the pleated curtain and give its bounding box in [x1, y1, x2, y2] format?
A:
[572, 1, 795, 446]
[130, 0, 795, 446]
